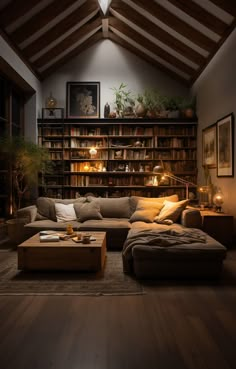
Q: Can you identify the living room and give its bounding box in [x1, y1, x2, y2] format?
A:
[0, 1, 236, 368]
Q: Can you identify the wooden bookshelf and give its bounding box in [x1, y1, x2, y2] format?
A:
[37, 117, 198, 199]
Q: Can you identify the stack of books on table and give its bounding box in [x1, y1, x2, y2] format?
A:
[39, 231, 59, 242]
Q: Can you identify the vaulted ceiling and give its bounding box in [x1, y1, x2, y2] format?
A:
[0, 0, 235, 85]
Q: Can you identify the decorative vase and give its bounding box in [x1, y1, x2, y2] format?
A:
[135, 103, 147, 118]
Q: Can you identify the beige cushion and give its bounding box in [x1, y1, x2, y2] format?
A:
[74, 201, 103, 222]
[55, 203, 77, 222]
[156, 199, 189, 223]
[130, 194, 179, 213]
[87, 196, 131, 218]
[130, 199, 164, 223]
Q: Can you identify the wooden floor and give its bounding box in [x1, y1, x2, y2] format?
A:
[0, 250, 236, 369]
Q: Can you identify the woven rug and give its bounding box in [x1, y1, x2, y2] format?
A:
[0, 250, 143, 296]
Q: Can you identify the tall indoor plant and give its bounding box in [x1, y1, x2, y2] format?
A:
[0, 136, 50, 244]
[0, 136, 50, 214]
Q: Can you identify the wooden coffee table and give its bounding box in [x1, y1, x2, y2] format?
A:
[18, 231, 106, 271]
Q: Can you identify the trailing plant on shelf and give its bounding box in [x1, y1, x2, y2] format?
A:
[111, 83, 135, 117]
[0, 136, 51, 214]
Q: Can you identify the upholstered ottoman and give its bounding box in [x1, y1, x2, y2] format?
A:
[122, 226, 227, 279]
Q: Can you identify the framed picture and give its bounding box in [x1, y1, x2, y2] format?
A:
[66, 82, 100, 118]
[217, 113, 234, 177]
[202, 123, 216, 168]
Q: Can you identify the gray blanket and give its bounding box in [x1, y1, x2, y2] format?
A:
[122, 227, 207, 261]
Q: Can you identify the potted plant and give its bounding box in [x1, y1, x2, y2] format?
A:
[142, 88, 165, 118]
[179, 95, 197, 118]
[111, 83, 135, 117]
[0, 136, 51, 244]
[163, 96, 183, 118]
[135, 93, 147, 118]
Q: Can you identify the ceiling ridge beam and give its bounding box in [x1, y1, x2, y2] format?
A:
[109, 17, 195, 76]
[10, 0, 80, 44]
[22, 1, 99, 59]
[128, 0, 216, 51]
[41, 31, 103, 80]
[33, 17, 102, 69]
[110, 2, 205, 65]
[109, 30, 190, 86]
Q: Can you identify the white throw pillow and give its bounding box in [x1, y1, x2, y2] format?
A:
[55, 203, 77, 222]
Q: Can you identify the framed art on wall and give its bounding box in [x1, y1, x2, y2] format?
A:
[202, 123, 216, 168]
[66, 82, 100, 118]
[217, 113, 234, 177]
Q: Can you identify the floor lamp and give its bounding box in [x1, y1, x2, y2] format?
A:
[153, 165, 196, 199]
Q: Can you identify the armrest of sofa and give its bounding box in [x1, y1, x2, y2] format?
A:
[17, 205, 38, 223]
[181, 208, 202, 229]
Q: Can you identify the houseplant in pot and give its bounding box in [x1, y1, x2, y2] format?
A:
[111, 83, 135, 117]
[0, 136, 50, 244]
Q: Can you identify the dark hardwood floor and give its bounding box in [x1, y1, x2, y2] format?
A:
[0, 250, 236, 369]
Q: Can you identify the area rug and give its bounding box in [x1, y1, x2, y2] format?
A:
[0, 250, 143, 296]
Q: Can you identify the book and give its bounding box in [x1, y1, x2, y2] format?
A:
[40, 234, 60, 242]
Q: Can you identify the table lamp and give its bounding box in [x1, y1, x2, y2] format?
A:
[153, 165, 196, 199]
[213, 190, 224, 212]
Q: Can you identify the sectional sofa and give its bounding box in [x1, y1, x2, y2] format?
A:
[17, 194, 227, 278]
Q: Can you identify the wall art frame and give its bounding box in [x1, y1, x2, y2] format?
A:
[217, 113, 234, 177]
[202, 123, 217, 168]
[66, 82, 100, 118]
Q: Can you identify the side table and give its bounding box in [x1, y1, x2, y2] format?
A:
[199, 210, 234, 247]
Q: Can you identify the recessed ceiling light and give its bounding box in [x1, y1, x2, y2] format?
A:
[98, 0, 112, 16]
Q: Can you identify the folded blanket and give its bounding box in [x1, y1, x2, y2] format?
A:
[122, 227, 207, 264]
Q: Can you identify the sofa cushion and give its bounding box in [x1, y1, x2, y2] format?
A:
[156, 199, 189, 223]
[74, 200, 103, 222]
[130, 194, 179, 214]
[36, 197, 86, 221]
[55, 203, 77, 222]
[129, 199, 164, 223]
[87, 196, 131, 218]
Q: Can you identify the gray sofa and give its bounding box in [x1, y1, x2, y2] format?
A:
[17, 194, 200, 249]
[17, 195, 227, 278]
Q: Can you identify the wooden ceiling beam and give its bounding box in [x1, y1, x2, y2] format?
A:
[40, 31, 103, 80]
[33, 17, 102, 69]
[110, 1, 205, 65]
[109, 17, 195, 76]
[109, 31, 190, 86]
[132, 0, 216, 51]
[0, 0, 40, 28]
[10, 0, 80, 44]
[22, 1, 99, 59]
[168, 0, 228, 35]
[210, 0, 236, 17]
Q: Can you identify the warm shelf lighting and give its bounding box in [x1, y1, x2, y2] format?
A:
[89, 147, 97, 158]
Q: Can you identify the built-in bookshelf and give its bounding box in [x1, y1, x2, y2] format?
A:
[37, 115, 198, 200]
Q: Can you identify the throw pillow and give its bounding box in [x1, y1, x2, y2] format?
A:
[130, 194, 179, 214]
[156, 199, 189, 223]
[74, 200, 103, 222]
[129, 199, 164, 223]
[55, 203, 77, 222]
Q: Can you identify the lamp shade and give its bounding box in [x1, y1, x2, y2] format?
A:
[153, 165, 165, 174]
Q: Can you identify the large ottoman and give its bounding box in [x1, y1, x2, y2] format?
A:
[122, 226, 227, 279]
